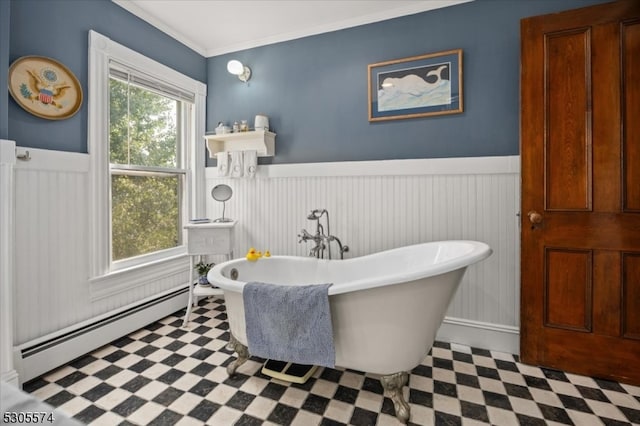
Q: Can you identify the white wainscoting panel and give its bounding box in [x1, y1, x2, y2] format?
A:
[12, 148, 190, 349]
[14, 149, 92, 343]
[206, 156, 521, 353]
[10, 150, 521, 381]
[1, 140, 18, 385]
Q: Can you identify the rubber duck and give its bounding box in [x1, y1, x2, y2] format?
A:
[246, 247, 260, 262]
[256, 251, 263, 258]
[264, 250, 271, 258]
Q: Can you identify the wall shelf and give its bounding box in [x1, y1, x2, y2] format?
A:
[205, 130, 275, 158]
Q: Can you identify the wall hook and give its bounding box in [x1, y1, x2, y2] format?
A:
[16, 150, 31, 161]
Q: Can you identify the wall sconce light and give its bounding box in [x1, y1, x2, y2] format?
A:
[227, 60, 251, 82]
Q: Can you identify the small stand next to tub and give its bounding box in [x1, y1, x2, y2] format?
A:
[182, 221, 236, 327]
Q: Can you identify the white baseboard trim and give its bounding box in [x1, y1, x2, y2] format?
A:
[436, 316, 520, 355]
[1, 369, 19, 386]
[15, 287, 188, 384]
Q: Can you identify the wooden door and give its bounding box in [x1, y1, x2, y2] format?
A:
[520, 0, 640, 385]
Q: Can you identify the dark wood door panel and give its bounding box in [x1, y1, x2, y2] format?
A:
[544, 29, 591, 211]
[623, 253, 640, 339]
[623, 20, 640, 212]
[538, 213, 640, 250]
[544, 248, 592, 331]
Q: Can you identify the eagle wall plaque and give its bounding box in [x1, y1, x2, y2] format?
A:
[8, 56, 83, 120]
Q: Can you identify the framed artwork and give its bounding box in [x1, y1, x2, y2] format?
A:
[8, 56, 83, 120]
[368, 49, 463, 122]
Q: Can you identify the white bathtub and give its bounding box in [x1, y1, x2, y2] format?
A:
[207, 240, 492, 422]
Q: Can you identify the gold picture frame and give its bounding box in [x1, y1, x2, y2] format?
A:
[8, 55, 83, 120]
[368, 49, 463, 122]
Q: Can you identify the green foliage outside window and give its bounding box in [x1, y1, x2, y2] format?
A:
[111, 174, 180, 261]
[109, 78, 182, 261]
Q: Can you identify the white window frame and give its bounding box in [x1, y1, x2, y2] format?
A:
[88, 30, 206, 284]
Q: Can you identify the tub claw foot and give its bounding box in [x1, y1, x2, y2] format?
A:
[226, 334, 249, 376]
[381, 371, 410, 424]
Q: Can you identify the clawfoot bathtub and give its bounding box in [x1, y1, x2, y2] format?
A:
[208, 240, 492, 423]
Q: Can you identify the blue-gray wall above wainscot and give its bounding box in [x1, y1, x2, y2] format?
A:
[206, 0, 608, 165]
[1, 0, 10, 140]
[6, 0, 206, 153]
[4, 0, 610, 161]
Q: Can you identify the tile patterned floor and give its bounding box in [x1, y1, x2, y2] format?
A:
[23, 298, 640, 425]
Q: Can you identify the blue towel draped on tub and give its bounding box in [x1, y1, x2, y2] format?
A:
[243, 282, 335, 368]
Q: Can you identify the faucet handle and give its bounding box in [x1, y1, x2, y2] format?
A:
[298, 229, 311, 243]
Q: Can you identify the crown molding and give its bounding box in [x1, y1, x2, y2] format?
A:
[112, 0, 208, 56]
[204, 0, 473, 57]
[112, 0, 473, 58]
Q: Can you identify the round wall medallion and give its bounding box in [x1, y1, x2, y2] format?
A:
[8, 55, 83, 120]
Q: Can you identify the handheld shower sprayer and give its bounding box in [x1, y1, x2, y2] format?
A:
[307, 209, 327, 220]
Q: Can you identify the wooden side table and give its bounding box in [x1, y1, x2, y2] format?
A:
[182, 221, 236, 327]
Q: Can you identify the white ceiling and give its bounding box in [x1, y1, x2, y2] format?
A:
[113, 0, 472, 57]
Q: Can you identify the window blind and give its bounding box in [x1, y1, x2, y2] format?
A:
[109, 60, 195, 103]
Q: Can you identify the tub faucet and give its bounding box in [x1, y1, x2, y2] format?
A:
[298, 209, 349, 259]
[298, 227, 325, 257]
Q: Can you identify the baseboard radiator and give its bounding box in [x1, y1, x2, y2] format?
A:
[15, 287, 188, 384]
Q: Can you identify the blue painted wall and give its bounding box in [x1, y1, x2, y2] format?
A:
[1, 0, 9, 140]
[5, 0, 206, 153]
[207, 0, 608, 164]
[4, 0, 609, 160]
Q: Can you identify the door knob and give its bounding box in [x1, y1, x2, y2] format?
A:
[527, 210, 543, 224]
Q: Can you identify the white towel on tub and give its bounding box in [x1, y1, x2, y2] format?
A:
[243, 282, 335, 367]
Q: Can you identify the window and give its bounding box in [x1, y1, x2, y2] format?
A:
[89, 30, 206, 280]
[109, 65, 189, 265]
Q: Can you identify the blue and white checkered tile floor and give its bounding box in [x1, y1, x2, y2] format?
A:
[23, 298, 640, 425]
